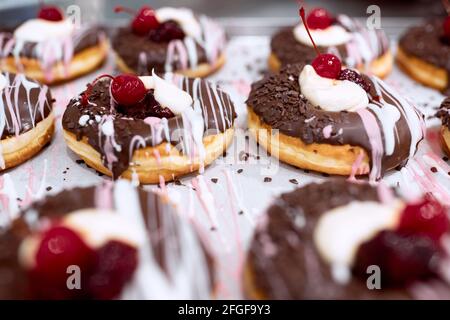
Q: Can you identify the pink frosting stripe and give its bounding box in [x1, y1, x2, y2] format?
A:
[356, 108, 384, 182]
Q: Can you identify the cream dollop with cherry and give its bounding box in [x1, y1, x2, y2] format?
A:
[300, 65, 369, 112]
[314, 195, 449, 287]
[297, 7, 370, 112]
[82, 72, 192, 115]
[18, 208, 143, 299]
[294, 8, 351, 47]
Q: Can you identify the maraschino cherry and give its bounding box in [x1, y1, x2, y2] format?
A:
[299, 7, 341, 79]
[82, 74, 147, 107]
[29, 225, 95, 299]
[38, 5, 64, 22]
[306, 8, 334, 30]
[28, 224, 139, 299]
[115, 5, 160, 36]
[397, 196, 449, 241]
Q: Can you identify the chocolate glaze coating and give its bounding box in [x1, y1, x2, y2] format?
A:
[0, 184, 214, 299]
[271, 18, 388, 69]
[62, 76, 236, 178]
[437, 97, 450, 130]
[246, 63, 417, 175]
[112, 27, 208, 74]
[0, 72, 53, 139]
[0, 26, 104, 59]
[399, 19, 450, 94]
[247, 180, 412, 299]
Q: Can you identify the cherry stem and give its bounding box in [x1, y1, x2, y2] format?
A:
[82, 74, 115, 105]
[299, 7, 321, 57]
[114, 6, 137, 16]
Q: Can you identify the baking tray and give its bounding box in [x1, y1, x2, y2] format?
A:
[0, 18, 449, 299]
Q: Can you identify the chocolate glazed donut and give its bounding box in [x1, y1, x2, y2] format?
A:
[244, 180, 450, 299]
[0, 72, 54, 170]
[397, 20, 450, 94]
[0, 25, 108, 84]
[246, 63, 424, 180]
[112, 11, 226, 78]
[270, 15, 392, 78]
[437, 97, 450, 155]
[0, 181, 215, 299]
[62, 74, 236, 183]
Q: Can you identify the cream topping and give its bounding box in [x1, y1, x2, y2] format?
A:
[14, 18, 74, 43]
[156, 7, 202, 41]
[299, 65, 368, 112]
[293, 23, 351, 47]
[139, 72, 193, 115]
[314, 200, 404, 269]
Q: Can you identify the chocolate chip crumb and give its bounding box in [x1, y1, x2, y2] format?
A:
[430, 167, 438, 173]
[237, 169, 243, 174]
[46, 186, 52, 191]
[264, 177, 272, 182]
[443, 156, 449, 162]
[211, 178, 218, 184]
[289, 179, 299, 185]
[75, 159, 85, 165]
[210, 226, 217, 231]
[238, 210, 244, 215]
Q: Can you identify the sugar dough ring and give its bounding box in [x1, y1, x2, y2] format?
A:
[437, 98, 450, 156]
[246, 63, 424, 179]
[269, 15, 393, 78]
[0, 181, 216, 299]
[0, 23, 108, 85]
[0, 72, 54, 171]
[244, 180, 450, 299]
[397, 19, 450, 93]
[62, 74, 236, 184]
[112, 8, 227, 78]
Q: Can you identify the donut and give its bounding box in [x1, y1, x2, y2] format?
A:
[0, 180, 215, 299]
[269, 7, 392, 78]
[62, 72, 236, 183]
[437, 97, 450, 155]
[244, 179, 450, 299]
[0, 5, 108, 85]
[246, 63, 425, 181]
[0, 72, 54, 171]
[397, 19, 450, 94]
[112, 6, 226, 78]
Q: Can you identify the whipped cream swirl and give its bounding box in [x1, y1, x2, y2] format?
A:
[14, 18, 75, 43]
[293, 23, 351, 47]
[299, 65, 369, 112]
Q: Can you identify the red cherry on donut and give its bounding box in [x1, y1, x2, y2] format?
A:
[29, 225, 94, 299]
[306, 8, 334, 30]
[299, 7, 342, 79]
[38, 5, 64, 22]
[111, 74, 148, 106]
[82, 74, 147, 107]
[115, 5, 159, 36]
[312, 54, 342, 79]
[397, 197, 449, 241]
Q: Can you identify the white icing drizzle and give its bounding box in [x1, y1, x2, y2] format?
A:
[160, 11, 226, 73]
[111, 180, 213, 299]
[0, 20, 103, 82]
[0, 72, 51, 168]
[355, 76, 424, 181]
[337, 15, 389, 71]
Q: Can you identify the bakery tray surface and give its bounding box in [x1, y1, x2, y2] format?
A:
[1, 22, 448, 299]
